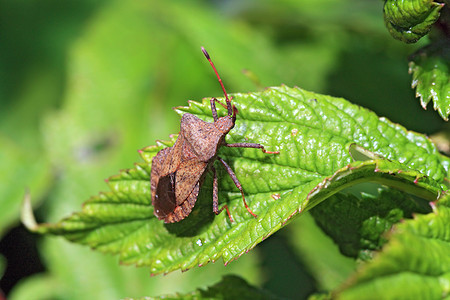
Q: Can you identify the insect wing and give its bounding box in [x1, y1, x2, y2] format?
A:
[151, 147, 171, 201]
[164, 180, 201, 223]
[174, 159, 208, 206]
[160, 135, 184, 175]
[151, 147, 176, 218]
[150, 142, 207, 220]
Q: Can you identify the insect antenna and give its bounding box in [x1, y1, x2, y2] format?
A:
[201, 47, 233, 117]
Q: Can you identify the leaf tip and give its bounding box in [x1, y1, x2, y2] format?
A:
[21, 189, 39, 232]
[420, 98, 428, 110]
[429, 200, 438, 211]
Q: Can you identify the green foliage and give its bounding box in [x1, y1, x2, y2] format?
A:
[286, 213, 356, 291]
[2, 0, 450, 299]
[409, 41, 450, 120]
[23, 86, 447, 279]
[382, 0, 450, 121]
[310, 188, 432, 260]
[335, 195, 450, 299]
[125, 275, 284, 300]
[0, 136, 51, 236]
[383, 0, 443, 43]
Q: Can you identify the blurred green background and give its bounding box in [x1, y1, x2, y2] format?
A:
[0, 0, 446, 299]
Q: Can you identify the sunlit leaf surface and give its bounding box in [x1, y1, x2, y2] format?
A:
[23, 86, 448, 275]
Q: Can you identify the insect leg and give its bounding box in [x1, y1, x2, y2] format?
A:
[210, 98, 219, 122]
[211, 166, 234, 222]
[217, 157, 258, 218]
[211, 98, 237, 122]
[225, 143, 280, 154]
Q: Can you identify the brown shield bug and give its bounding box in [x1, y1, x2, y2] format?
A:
[150, 47, 278, 223]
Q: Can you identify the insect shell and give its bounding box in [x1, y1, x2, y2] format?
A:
[150, 47, 278, 223]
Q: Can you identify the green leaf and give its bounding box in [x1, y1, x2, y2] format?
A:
[126, 275, 284, 300]
[8, 274, 61, 300]
[310, 188, 432, 260]
[287, 213, 356, 291]
[335, 194, 450, 299]
[409, 41, 450, 120]
[0, 134, 51, 236]
[23, 86, 448, 275]
[383, 0, 444, 43]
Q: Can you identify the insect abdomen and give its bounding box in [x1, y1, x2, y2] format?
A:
[153, 172, 177, 218]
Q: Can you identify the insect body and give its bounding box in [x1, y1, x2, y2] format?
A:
[151, 47, 278, 223]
